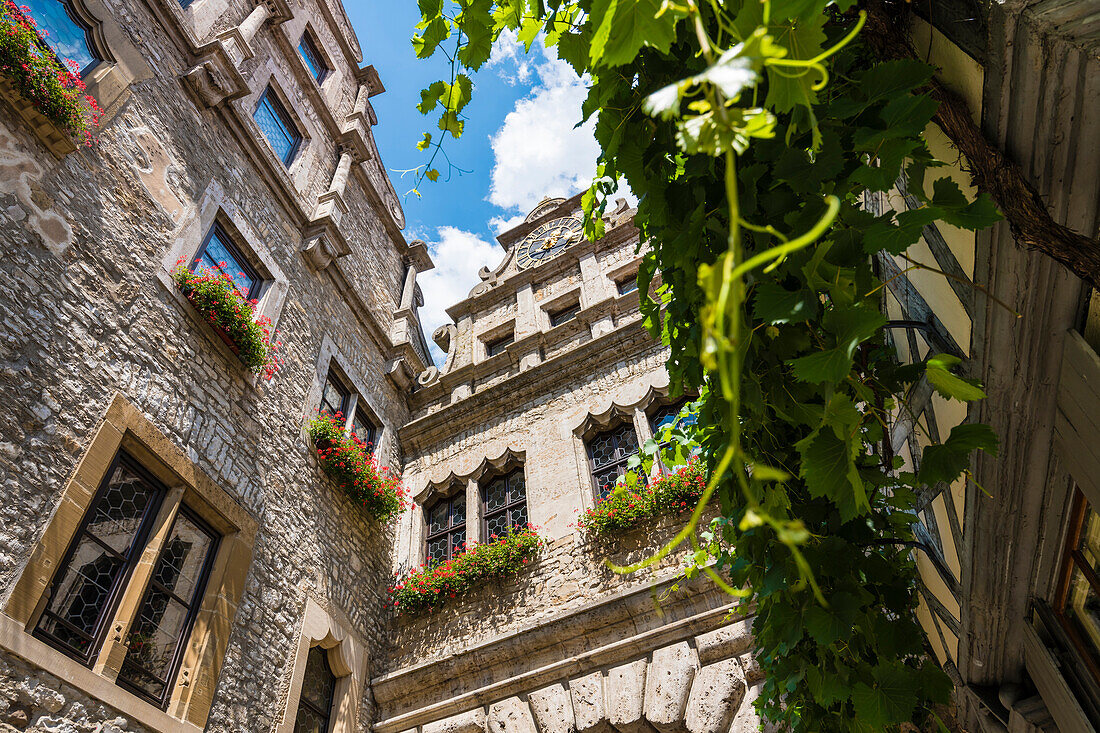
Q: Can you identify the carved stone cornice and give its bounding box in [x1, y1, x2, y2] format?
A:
[301, 216, 350, 271]
[180, 40, 250, 109]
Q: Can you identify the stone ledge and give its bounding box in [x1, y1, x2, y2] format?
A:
[0, 76, 77, 158]
[0, 613, 201, 733]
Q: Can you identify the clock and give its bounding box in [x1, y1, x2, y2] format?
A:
[515, 216, 584, 270]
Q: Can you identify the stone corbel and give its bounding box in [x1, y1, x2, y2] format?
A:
[301, 218, 350, 272]
[180, 43, 249, 109]
[386, 356, 417, 391]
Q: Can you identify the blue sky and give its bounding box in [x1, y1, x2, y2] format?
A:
[344, 6, 602, 364]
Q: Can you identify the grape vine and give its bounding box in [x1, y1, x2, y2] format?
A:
[410, 1, 1002, 729]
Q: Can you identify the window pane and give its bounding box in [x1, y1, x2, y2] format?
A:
[300, 646, 336, 710]
[428, 502, 449, 533]
[197, 228, 255, 298]
[451, 529, 466, 556]
[298, 36, 326, 82]
[85, 462, 157, 554]
[594, 468, 621, 500]
[320, 375, 347, 418]
[511, 503, 528, 529]
[426, 536, 448, 563]
[38, 538, 125, 651]
[1067, 562, 1100, 659]
[255, 91, 299, 164]
[118, 511, 217, 704]
[451, 495, 465, 525]
[22, 0, 97, 72]
[486, 511, 509, 539]
[351, 409, 374, 448]
[484, 478, 506, 510]
[588, 432, 616, 469]
[1079, 509, 1100, 570]
[294, 705, 327, 733]
[615, 424, 638, 457]
[617, 276, 638, 295]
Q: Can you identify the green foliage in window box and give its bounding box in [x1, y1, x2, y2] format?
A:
[388, 526, 543, 615]
[306, 411, 407, 523]
[576, 459, 706, 537]
[0, 1, 101, 141]
[171, 260, 282, 380]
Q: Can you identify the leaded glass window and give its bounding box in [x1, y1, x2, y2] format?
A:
[351, 407, 376, 451]
[293, 646, 336, 733]
[424, 493, 465, 563]
[21, 0, 100, 74]
[482, 469, 527, 540]
[586, 423, 639, 500]
[191, 222, 260, 300]
[254, 87, 302, 165]
[117, 507, 219, 708]
[34, 452, 167, 665]
[298, 32, 329, 83]
[320, 371, 350, 419]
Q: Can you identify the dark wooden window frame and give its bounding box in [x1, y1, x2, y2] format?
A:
[320, 364, 380, 454]
[485, 332, 514, 358]
[32, 451, 168, 667]
[254, 86, 302, 166]
[115, 505, 220, 709]
[585, 421, 640, 501]
[298, 31, 330, 83]
[480, 468, 528, 540]
[549, 302, 581, 327]
[423, 490, 466, 564]
[294, 645, 337, 731]
[191, 221, 263, 302]
[1053, 488, 1100, 686]
[351, 405, 376, 450]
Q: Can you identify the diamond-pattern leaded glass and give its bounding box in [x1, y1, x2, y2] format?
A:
[298, 33, 328, 83]
[35, 454, 166, 664]
[294, 646, 336, 733]
[118, 509, 218, 707]
[482, 469, 527, 540]
[425, 492, 465, 563]
[586, 423, 640, 500]
[254, 88, 301, 165]
[21, 0, 99, 73]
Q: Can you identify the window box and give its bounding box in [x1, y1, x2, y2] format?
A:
[0, 2, 101, 154]
[306, 411, 405, 523]
[388, 526, 543, 616]
[575, 460, 706, 537]
[171, 259, 282, 380]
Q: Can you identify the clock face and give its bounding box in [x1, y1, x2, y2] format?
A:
[515, 216, 584, 270]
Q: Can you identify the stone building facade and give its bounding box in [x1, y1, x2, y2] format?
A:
[0, 0, 434, 730]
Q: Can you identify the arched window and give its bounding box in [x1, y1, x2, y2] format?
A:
[481, 469, 527, 540]
[293, 646, 336, 733]
[585, 422, 639, 500]
[424, 492, 465, 564]
[22, 0, 102, 75]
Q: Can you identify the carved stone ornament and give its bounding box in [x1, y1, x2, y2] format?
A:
[301, 226, 350, 272]
[181, 59, 232, 108]
[418, 366, 440, 387]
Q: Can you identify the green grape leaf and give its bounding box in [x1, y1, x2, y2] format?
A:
[797, 429, 868, 520]
[412, 16, 451, 59]
[591, 0, 686, 68]
[918, 423, 999, 485]
[417, 81, 446, 114]
[860, 60, 935, 105]
[851, 664, 920, 728]
[805, 605, 845, 645]
[753, 283, 818, 324]
[930, 178, 1004, 230]
[925, 353, 986, 401]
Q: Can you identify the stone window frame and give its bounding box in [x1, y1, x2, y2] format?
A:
[0, 0, 152, 156]
[479, 320, 517, 362]
[572, 396, 676, 511]
[240, 67, 315, 191]
[540, 286, 584, 332]
[273, 595, 368, 733]
[479, 466, 530, 541]
[1, 392, 257, 732]
[409, 450, 528, 568]
[423, 489, 468, 564]
[296, 23, 333, 87]
[156, 179, 290, 384]
[304, 336, 392, 468]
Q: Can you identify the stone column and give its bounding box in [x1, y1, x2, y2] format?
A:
[238, 2, 272, 46]
[312, 144, 357, 225]
[466, 478, 482, 546]
[399, 263, 418, 311]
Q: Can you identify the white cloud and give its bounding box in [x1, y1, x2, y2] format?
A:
[487, 52, 600, 218]
[488, 213, 526, 235]
[485, 29, 533, 86]
[418, 226, 502, 366]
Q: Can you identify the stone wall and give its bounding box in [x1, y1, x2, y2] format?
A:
[0, 0, 424, 730]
